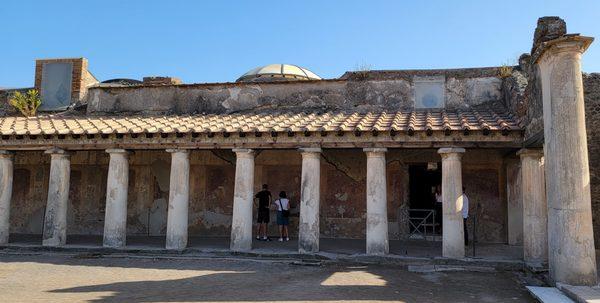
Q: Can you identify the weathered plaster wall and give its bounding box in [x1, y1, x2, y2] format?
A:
[8, 148, 508, 242]
[10, 152, 49, 234]
[584, 74, 600, 247]
[86, 68, 505, 115]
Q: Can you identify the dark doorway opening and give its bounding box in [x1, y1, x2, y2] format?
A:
[408, 163, 442, 237]
[409, 164, 441, 209]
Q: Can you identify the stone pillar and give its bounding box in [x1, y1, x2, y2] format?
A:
[165, 149, 190, 250]
[364, 148, 388, 255]
[103, 149, 129, 248]
[298, 148, 321, 253]
[536, 35, 597, 285]
[438, 148, 465, 259]
[518, 149, 547, 266]
[506, 159, 523, 246]
[42, 148, 71, 247]
[230, 149, 254, 252]
[0, 151, 14, 244]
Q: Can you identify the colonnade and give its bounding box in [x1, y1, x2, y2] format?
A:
[0, 146, 468, 257]
[0, 143, 596, 286]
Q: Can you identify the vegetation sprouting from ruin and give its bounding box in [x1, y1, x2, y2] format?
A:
[9, 89, 41, 117]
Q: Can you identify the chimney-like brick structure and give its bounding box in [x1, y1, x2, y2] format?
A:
[142, 76, 182, 85]
[34, 58, 98, 105]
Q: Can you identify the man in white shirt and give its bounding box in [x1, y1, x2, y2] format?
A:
[462, 187, 469, 246]
[435, 186, 443, 228]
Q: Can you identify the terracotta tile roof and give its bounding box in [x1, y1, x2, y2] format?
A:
[0, 109, 521, 136]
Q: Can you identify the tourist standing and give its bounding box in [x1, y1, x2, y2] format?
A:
[462, 187, 470, 246]
[255, 184, 272, 241]
[434, 185, 443, 229]
[274, 191, 290, 242]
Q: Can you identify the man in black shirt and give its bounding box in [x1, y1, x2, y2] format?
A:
[255, 184, 272, 241]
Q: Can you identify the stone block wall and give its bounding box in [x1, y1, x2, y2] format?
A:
[8, 148, 508, 243]
[143, 77, 182, 85]
[86, 68, 505, 115]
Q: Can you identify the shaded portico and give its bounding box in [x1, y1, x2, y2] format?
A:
[1, 143, 520, 258]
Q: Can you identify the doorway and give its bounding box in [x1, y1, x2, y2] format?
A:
[409, 164, 441, 209]
[408, 163, 442, 238]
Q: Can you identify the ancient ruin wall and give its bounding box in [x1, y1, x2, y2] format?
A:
[85, 68, 504, 115]
[584, 73, 600, 246]
[9, 149, 508, 243]
[503, 71, 600, 248]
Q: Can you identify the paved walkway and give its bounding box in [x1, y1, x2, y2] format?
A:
[6, 234, 523, 261]
[0, 253, 535, 303]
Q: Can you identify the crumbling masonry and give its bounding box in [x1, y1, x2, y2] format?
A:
[0, 16, 599, 286]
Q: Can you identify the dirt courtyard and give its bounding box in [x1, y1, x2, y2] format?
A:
[0, 253, 534, 303]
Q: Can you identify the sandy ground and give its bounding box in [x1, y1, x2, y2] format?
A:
[0, 253, 534, 303]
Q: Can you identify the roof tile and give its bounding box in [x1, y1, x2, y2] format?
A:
[0, 109, 521, 137]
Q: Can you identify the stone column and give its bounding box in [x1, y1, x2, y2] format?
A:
[518, 149, 548, 266]
[506, 159, 523, 246]
[230, 149, 254, 252]
[536, 35, 597, 285]
[298, 148, 321, 253]
[438, 148, 465, 259]
[364, 148, 388, 255]
[0, 151, 14, 244]
[42, 148, 71, 247]
[165, 149, 190, 250]
[103, 149, 129, 248]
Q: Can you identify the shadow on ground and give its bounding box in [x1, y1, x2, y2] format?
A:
[0, 253, 534, 302]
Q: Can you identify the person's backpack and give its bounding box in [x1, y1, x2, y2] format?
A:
[278, 199, 290, 218]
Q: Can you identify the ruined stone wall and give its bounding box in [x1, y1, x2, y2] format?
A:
[8, 148, 508, 242]
[584, 73, 600, 247]
[509, 72, 600, 247]
[86, 68, 505, 115]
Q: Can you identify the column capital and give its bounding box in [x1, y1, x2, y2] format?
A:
[232, 148, 254, 158]
[0, 150, 14, 159]
[534, 35, 594, 64]
[106, 148, 130, 155]
[166, 148, 190, 154]
[363, 147, 387, 154]
[438, 148, 465, 161]
[44, 148, 71, 157]
[517, 148, 543, 159]
[438, 147, 466, 155]
[299, 147, 322, 154]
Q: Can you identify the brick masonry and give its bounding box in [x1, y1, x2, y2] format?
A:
[34, 58, 98, 106]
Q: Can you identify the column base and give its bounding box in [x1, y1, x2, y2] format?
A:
[166, 235, 187, 250]
[103, 235, 126, 248]
[42, 237, 65, 247]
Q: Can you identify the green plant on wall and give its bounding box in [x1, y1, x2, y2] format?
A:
[9, 89, 41, 117]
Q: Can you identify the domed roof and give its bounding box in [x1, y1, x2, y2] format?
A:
[237, 64, 321, 82]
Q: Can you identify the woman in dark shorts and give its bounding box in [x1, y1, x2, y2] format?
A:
[275, 191, 290, 242]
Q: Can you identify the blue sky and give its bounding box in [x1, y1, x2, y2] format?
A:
[1, 0, 599, 88]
